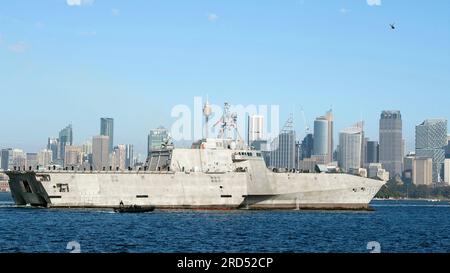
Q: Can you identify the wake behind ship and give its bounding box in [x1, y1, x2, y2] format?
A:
[3, 102, 386, 210]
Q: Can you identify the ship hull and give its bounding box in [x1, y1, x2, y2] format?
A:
[5, 170, 385, 210]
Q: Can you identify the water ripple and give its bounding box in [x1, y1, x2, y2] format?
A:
[1, 193, 450, 253]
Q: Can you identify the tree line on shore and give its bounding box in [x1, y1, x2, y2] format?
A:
[376, 180, 450, 200]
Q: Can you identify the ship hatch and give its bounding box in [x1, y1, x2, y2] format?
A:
[57, 184, 70, 193]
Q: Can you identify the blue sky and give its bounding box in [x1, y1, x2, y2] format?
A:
[0, 0, 449, 156]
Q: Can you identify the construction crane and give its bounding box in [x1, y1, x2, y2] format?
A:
[300, 107, 312, 135]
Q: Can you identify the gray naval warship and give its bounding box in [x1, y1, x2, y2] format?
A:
[3, 102, 386, 210]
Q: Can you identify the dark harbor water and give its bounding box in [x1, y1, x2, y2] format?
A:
[0, 192, 449, 253]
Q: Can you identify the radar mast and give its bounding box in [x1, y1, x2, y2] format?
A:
[203, 96, 212, 139]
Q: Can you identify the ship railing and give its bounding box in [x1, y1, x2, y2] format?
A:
[34, 170, 157, 174]
[31, 169, 177, 175]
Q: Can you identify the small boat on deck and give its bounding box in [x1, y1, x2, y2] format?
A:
[114, 205, 155, 213]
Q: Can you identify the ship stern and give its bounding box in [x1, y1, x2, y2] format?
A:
[5, 171, 50, 207]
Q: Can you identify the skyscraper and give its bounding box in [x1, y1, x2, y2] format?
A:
[11, 149, 26, 169]
[415, 119, 447, 183]
[100, 118, 114, 153]
[413, 157, 433, 186]
[295, 141, 302, 169]
[338, 122, 363, 172]
[125, 144, 134, 168]
[313, 117, 328, 158]
[366, 141, 379, 164]
[59, 125, 73, 163]
[47, 138, 59, 163]
[248, 115, 264, 146]
[270, 131, 296, 170]
[92, 135, 110, 170]
[325, 110, 334, 164]
[148, 127, 169, 155]
[112, 145, 126, 170]
[270, 118, 296, 170]
[64, 146, 83, 168]
[446, 135, 450, 158]
[313, 110, 333, 164]
[26, 153, 38, 170]
[361, 137, 368, 167]
[379, 111, 403, 179]
[300, 133, 314, 160]
[0, 149, 13, 170]
[37, 149, 53, 167]
[445, 159, 450, 185]
[81, 140, 93, 165]
[81, 140, 93, 155]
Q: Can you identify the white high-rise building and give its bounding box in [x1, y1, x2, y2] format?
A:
[248, 115, 264, 144]
[12, 149, 26, 169]
[47, 138, 59, 163]
[26, 153, 38, 170]
[93, 135, 110, 170]
[444, 159, 450, 185]
[125, 144, 135, 168]
[413, 157, 433, 186]
[82, 140, 93, 155]
[38, 149, 53, 167]
[338, 122, 364, 173]
[112, 145, 126, 170]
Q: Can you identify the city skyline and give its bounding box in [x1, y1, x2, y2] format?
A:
[2, 109, 448, 186]
[1, 101, 450, 157]
[1, 0, 450, 155]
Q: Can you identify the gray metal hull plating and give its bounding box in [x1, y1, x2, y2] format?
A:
[6, 170, 385, 210]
